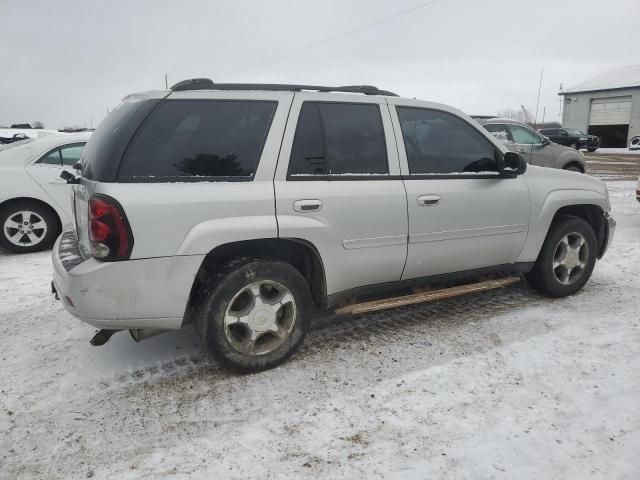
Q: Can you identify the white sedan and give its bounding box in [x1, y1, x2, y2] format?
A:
[0, 133, 91, 253]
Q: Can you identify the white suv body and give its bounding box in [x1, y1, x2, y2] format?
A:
[52, 80, 615, 371]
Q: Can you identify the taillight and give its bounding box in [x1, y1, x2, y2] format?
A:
[88, 194, 133, 261]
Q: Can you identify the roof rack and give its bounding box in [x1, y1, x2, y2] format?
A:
[170, 78, 398, 96]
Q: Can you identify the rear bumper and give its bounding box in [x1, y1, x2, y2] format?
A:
[52, 231, 205, 330]
[600, 212, 616, 258]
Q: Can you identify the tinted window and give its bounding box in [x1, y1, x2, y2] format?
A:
[60, 144, 85, 166]
[289, 102, 388, 176]
[510, 125, 542, 145]
[483, 123, 514, 142]
[38, 148, 62, 165]
[119, 100, 276, 180]
[82, 98, 162, 181]
[397, 107, 499, 174]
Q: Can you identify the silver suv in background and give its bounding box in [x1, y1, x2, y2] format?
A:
[478, 118, 587, 173]
[52, 80, 614, 372]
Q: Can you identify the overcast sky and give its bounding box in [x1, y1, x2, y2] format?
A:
[1, 0, 638, 129]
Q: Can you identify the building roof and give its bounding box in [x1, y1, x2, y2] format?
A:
[561, 65, 640, 94]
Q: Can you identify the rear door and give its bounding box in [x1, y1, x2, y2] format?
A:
[274, 93, 408, 297]
[388, 101, 530, 280]
[25, 143, 85, 218]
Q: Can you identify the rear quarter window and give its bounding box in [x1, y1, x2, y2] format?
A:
[118, 100, 277, 182]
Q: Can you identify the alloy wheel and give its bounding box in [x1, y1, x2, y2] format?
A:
[3, 210, 48, 247]
[223, 280, 297, 356]
[552, 232, 589, 285]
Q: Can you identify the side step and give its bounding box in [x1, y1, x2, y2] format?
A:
[335, 276, 521, 316]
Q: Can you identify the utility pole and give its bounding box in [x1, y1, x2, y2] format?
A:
[533, 67, 544, 130]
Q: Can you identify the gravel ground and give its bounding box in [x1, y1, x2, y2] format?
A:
[1, 181, 639, 480]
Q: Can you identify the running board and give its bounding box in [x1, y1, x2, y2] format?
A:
[334, 276, 521, 316]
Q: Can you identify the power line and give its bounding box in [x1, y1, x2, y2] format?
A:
[211, 0, 297, 54]
[231, 0, 446, 74]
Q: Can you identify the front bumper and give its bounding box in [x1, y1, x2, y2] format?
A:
[600, 212, 616, 258]
[52, 231, 205, 330]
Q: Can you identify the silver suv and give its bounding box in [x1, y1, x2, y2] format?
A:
[478, 118, 587, 173]
[52, 79, 615, 372]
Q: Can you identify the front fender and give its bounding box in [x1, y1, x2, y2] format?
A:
[517, 188, 608, 262]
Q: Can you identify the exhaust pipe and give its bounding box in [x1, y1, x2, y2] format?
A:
[129, 328, 169, 342]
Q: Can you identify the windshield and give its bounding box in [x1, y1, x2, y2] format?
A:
[564, 128, 585, 136]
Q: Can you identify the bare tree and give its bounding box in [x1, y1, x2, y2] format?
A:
[496, 106, 534, 125]
[32, 121, 45, 129]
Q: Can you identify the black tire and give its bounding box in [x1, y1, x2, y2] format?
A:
[564, 165, 583, 173]
[194, 259, 312, 373]
[525, 216, 597, 298]
[569, 142, 579, 150]
[587, 148, 597, 152]
[0, 201, 60, 253]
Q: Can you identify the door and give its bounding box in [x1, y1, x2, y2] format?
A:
[589, 96, 632, 126]
[508, 124, 554, 168]
[274, 93, 408, 296]
[24, 143, 85, 217]
[388, 102, 530, 280]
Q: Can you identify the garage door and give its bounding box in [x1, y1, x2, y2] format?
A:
[589, 96, 632, 126]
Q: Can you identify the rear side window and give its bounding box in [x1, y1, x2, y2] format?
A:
[38, 148, 62, 165]
[119, 100, 277, 181]
[397, 107, 499, 174]
[483, 124, 514, 142]
[288, 102, 388, 176]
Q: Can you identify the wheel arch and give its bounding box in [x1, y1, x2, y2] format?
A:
[550, 205, 607, 258]
[184, 238, 327, 323]
[562, 161, 585, 173]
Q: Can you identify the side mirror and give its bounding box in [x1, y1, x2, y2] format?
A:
[72, 161, 82, 171]
[60, 170, 80, 184]
[499, 151, 527, 176]
[542, 136, 550, 146]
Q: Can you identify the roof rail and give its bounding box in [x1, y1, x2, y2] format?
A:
[170, 78, 398, 96]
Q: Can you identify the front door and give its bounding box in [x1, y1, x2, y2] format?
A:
[274, 93, 408, 296]
[508, 124, 554, 168]
[388, 102, 531, 280]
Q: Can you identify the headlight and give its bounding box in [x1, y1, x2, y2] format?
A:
[580, 137, 588, 140]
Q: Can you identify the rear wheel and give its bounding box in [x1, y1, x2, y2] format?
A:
[194, 259, 312, 372]
[526, 216, 597, 297]
[0, 201, 60, 253]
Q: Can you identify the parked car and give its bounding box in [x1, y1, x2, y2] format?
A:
[478, 119, 587, 172]
[539, 127, 599, 152]
[52, 80, 615, 372]
[0, 133, 91, 253]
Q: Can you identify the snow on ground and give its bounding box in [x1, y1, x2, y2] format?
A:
[594, 148, 640, 155]
[1, 182, 639, 479]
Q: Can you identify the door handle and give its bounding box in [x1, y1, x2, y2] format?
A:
[47, 178, 67, 185]
[417, 194, 441, 207]
[293, 199, 322, 213]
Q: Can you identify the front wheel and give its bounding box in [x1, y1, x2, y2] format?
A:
[194, 259, 312, 373]
[0, 201, 60, 253]
[587, 148, 597, 152]
[526, 216, 597, 297]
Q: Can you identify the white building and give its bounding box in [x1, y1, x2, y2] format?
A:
[560, 65, 640, 147]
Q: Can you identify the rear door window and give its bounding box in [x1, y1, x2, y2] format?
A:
[288, 102, 388, 176]
[60, 144, 85, 166]
[118, 100, 277, 181]
[38, 148, 62, 165]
